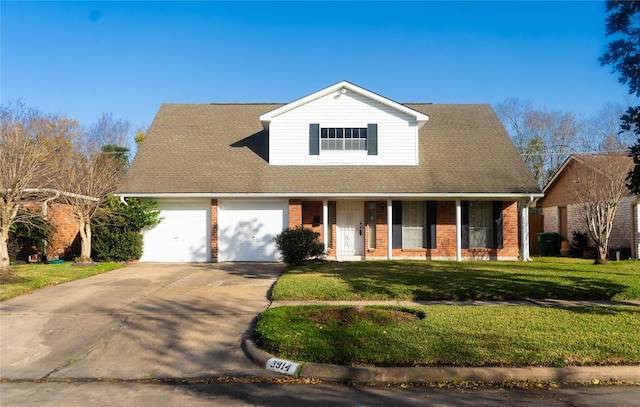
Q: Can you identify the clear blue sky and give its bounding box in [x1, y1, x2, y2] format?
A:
[0, 1, 633, 131]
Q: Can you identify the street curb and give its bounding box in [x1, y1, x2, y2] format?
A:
[243, 339, 640, 384]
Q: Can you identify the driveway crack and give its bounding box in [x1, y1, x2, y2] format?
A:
[40, 314, 133, 380]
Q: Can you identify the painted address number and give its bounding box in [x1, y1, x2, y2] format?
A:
[266, 357, 300, 376]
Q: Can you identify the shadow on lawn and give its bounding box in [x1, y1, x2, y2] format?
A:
[298, 261, 631, 301]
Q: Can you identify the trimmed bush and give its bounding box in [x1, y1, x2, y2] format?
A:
[275, 227, 325, 265]
[91, 195, 161, 262]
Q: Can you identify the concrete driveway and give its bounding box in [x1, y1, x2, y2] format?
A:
[0, 262, 284, 380]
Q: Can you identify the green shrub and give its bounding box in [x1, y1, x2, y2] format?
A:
[91, 196, 161, 262]
[275, 227, 325, 265]
[92, 228, 142, 262]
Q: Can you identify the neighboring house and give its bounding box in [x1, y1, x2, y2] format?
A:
[119, 81, 541, 262]
[535, 154, 637, 259]
[12, 199, 79, 262]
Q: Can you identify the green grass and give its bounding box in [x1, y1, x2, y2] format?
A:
[0, 261, 124, 301]
[271, 258, 640, 301]
[260, 258, 640, 367]
[256, 304, 640, 368]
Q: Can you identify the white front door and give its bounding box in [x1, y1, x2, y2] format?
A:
[336, 201, 364, 259]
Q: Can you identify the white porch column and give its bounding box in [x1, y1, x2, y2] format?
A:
[455, 200, 462, 261]
[322, 200, 329, 253]
[521, 199, 531, 261]
[387, 199, 393, 260]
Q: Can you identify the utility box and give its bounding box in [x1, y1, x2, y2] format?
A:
[537, 232, 559, 256]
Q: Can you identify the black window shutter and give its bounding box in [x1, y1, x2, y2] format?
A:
[492, 201, 504, 249]
[367, 123, 378, 155]
[392, 200, 402, 249]
[309, 123, 319, 155]
[426, 201, 437, 249]
[461, 201, 469, 249]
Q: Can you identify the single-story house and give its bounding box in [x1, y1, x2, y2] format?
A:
[119, 81, 542, 262]
[12, 198, 80, 262]
[535, 154, 637, 259]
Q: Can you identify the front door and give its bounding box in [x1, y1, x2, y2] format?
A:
[336, 201, 364, 259]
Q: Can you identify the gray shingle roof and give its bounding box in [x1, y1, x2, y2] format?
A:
[119, 103, 541, 196]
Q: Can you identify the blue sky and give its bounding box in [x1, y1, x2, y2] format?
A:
[0, 1, 633, 131]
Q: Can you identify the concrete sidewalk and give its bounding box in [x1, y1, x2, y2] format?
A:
[270, 299, 640, 308]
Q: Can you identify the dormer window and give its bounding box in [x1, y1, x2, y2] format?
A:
[309, 123, 378, 156]
[320, 127, 367, 151]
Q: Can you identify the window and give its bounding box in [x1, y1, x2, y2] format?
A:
[368, 202, 376, 249]
[320, 127, 367, 151]
[468, 201, 493, 248]
[402, 201, 425, 248]
[309, 123, 377, 156]
[392, 201, 437, 249]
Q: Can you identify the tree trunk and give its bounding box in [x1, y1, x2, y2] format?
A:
[78, 216, 93, 263]
[595, 244, 608, 265]
[0, 225, 10, 273]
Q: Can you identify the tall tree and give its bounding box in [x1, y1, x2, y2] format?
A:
[600, 0, 640, 194]
[495, 99, 580, 188]
[0, 102, 77, 272]
[55, 144, 123, 263]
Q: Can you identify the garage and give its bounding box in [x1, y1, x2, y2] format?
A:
[140, 199, 211, 262]
[218, 199, 288, 262]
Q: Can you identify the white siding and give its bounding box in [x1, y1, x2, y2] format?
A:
[269, 91, 419, 165]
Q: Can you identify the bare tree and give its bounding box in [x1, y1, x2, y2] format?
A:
[0, 102, 77, 272]
[88, 113, 132, 151]
[573, 154, 632, 265]
[580, 102, 637, 153]
[55, 143, 123, 263]
[495, 99, 581, 188]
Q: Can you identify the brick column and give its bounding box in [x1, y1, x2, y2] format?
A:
[288, 199, 302, 228]
[211, 199, 218, 261]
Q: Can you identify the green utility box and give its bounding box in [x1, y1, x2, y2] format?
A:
[537, 232, 559, 256]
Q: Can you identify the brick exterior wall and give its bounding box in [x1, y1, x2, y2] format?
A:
[543, 198, 634, 251]
[46, 202, 80, 259]
[16, 201, 80, 261]
[291, 199, 521, 261]
[288, 199, 302, 228]
[365, 201, 389, 259]
[210, 199, 218, 261]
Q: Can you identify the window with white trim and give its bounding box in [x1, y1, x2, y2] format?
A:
[320, 127, 367, 151]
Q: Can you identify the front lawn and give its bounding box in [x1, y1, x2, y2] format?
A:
[271, 258, 640, 301]
[0, 261, 124, 301]
[256, 304, 640, 367]
[258, 258, 640, 368]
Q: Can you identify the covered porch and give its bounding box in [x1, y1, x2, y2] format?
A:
[288, 197, 535, 261]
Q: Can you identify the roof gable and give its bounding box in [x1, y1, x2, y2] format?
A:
[259, 81, 429, 130]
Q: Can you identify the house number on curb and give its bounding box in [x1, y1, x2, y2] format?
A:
[266, 357, 300, 376]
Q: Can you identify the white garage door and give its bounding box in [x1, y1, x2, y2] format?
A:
[141, 199, 210, 262]
[218, 199, 288, 262]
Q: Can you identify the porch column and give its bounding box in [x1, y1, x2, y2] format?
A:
[455, 200, 462, 261]
[521, 199, 531, 261]
[387, 199, 393, 260]
[322, 200, 329, 253]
